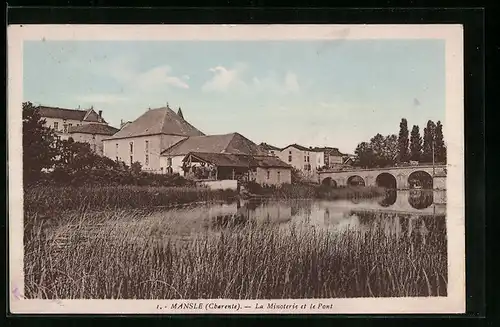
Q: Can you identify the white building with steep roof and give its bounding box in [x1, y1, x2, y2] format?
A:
[102, 106, 205, 173]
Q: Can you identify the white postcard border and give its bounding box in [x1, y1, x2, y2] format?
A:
[8, 24, 465, 314]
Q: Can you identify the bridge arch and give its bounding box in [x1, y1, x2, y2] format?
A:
[347, 175, 365, 187]
[408, 170, 433, 189]
[321, 177, 337, 188]
[375, 172, 397, 189]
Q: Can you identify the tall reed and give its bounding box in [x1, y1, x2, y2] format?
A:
[24, 209, 447, 299]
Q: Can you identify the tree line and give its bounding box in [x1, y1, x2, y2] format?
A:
[22, 102, 190, 187]
[353, 118, 446, 168]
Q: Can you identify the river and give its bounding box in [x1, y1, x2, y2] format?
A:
[133, 189, 447, 244]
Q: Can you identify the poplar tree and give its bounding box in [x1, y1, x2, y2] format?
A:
[422, 120, 436, 163]
[434, 121, 446, 163]
[409, 125, 422, 162]
[397, 118, 410, 163]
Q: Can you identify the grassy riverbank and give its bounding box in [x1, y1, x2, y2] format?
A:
[244, 182, 386, 200]
[24, 209, 447, 299]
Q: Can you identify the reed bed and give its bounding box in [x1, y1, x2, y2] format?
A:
[24, 209, 447, 299]
[24, 185, 239, 214]
[24, 184, 385, 214]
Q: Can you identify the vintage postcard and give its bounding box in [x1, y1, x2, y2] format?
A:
[8, 24, 465, 314]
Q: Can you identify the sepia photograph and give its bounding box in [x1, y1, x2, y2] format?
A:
[8, 24, 465, 314]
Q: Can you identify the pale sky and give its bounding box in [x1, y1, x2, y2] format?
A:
[23, 39, 445, 154]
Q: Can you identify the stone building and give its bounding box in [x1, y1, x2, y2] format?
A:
[68, 123, 120, 155]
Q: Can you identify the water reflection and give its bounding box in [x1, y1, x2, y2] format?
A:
[378, 189, 397, 207]
[142, 190, 446, 243]
[408, 189, 434, 209]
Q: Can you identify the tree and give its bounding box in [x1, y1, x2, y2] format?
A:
[370, 133, 385, 165]
[22, 102, 58, 184]
[381, 134, 398, 167]
[434, 121, 446, 163]
[131, 161, 142, 175]
[422, 120, 436, 163]
[397, 118, 410, 163]
[354, 142, 375, 168]
[409, 125, 423, 162]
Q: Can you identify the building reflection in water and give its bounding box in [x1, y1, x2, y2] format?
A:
[151, 189, 447, 248]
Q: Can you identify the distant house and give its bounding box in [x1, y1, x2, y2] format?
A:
[102, 106, 205, 172]
[258, 142, 281, 156]
[277, 144, 324, 172]
[313, 147, 344, 168]
[68, 123, 120, 155]
[37, 105, 108, 140]
[342, 154, 356, 166]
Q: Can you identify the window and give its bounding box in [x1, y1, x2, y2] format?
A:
[270, 150, 274, 155]
[267, 170, 270, 179]
[77, 124, 80, 126]
[304, 156, 307, 162]
[53, 122, 59, 131]
[307, 156, 310, 162]
[129, 142, 133, 154]
[145, 140, 149, 152]
[167, 158, 172, 167]
[145, 154, 149, 165]
[289, 151, 292, 154]
[63, 124, 68, 133]
[277, 171, 281, 183]
[288, 156, 292, 162]
[116, 156, 119, 162]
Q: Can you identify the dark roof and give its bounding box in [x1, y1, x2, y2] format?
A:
[281, 143, 317, 152]
[259, 142, 281, 151]
[184, 152, 292, 169]
[37, 106, 106, 123]
[252, 155, 292, 168]
[312, 147, 344, 156]
[68, 123, 120, 136]
[105, 107, 204, 140]
[162, 133, 268, 156]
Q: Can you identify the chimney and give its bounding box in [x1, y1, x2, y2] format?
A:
[120, 119, 124, 129]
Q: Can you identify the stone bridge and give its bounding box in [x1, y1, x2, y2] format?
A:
[318, 164, 447, 190]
